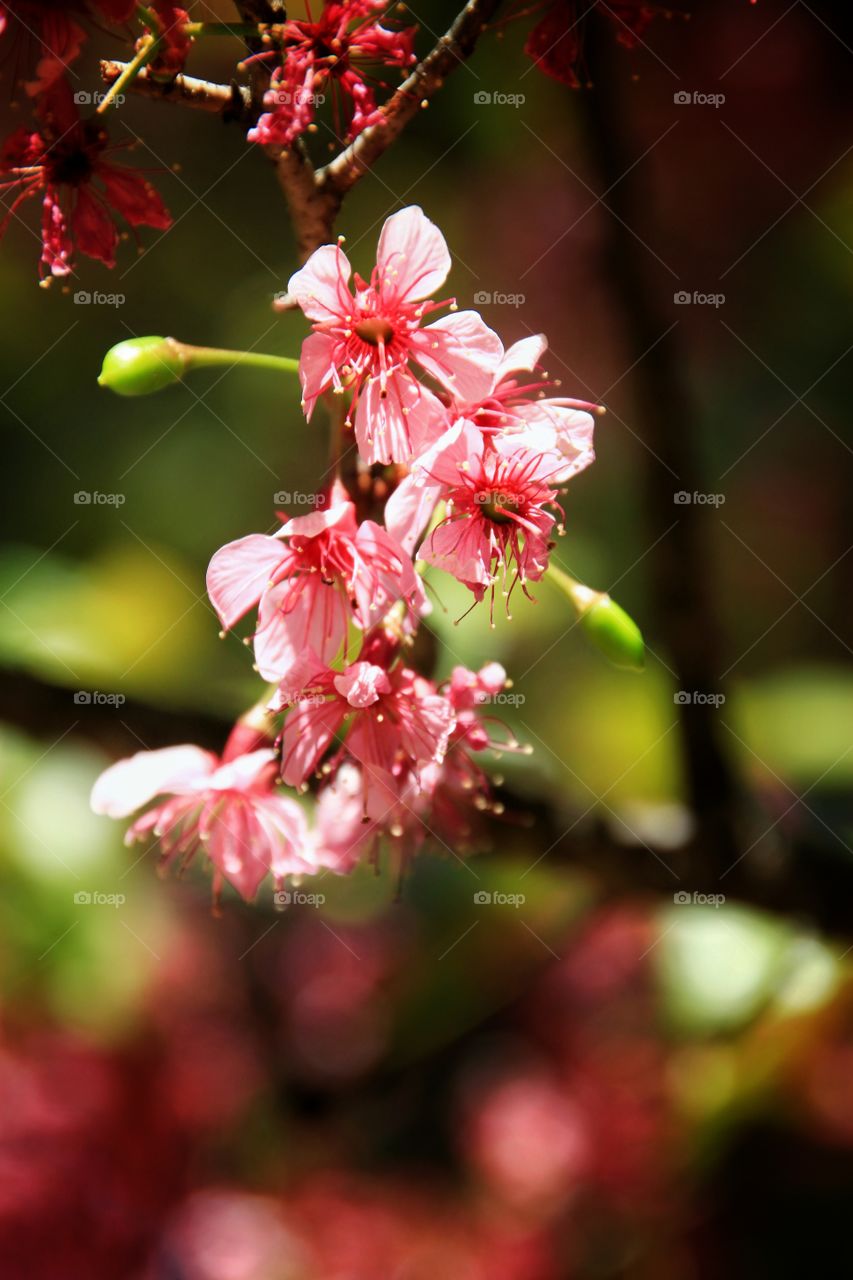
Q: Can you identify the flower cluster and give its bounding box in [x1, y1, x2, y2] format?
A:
[92, 207, 597, 904]
[246, 1, 417, 148]
[523, 0, 662, 87]
[0, 4, 171, 279]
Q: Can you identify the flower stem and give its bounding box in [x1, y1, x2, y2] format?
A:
[97, 32, 159, 113]
[180, 343, 300, 375]
[182, 22, 268, 38]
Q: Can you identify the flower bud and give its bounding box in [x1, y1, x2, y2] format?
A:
[97, 337, 186, 396]
[580, 594, 645, 671]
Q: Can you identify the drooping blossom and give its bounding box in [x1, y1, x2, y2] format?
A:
[524, 0, 660, 88]
[206, 480, 425, 682]
[0, 78, 170, 278]
[287, 205, 502, 464]
[271, 635, 455, 799]
[386, 332, 597, 554]
[247, 0, 417, 148]
[0, 1, 135, 96]
[416, 423, 563, 614]
[91, 737, 316, 902]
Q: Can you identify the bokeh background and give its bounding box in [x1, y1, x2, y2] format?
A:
[1, 1, 852, 1276]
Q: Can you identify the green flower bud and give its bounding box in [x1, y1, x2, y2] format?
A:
[580, 594, 645, 672]
[97, 336, 187, 397]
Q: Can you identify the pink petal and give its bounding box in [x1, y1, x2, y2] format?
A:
[280, 699, 345, 787]
[354, 371, 418, 465]
[421, 518, 491, 597]
[205, 749, 277, 793]
[206, 534, 285, 630]
[334, 662, 391, 708]
[255, 579, 348, 680]
[91, 744, 217, 818]
[411, 311, 503, 404]
[298, 330, 339, 420]
[497, 334, 548, 382]
[384, 472, 442, 556]
[205, 797, 270, 901]
[279, 491, 355, 540]
[287, 242, 352, 322]
[376, 205, 451, 306]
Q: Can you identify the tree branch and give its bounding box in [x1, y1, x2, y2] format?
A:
[318, 0, 504, 201]
[100, 60, 252, 119]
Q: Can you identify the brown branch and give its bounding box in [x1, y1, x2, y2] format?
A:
[318, 0, 504, 201]
[100, 60, 251, 120]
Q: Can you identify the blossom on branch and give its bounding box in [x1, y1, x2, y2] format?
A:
[0, 78, 170, 278]
[288, 205, 501, 464]
[247, 0, 417, 148]
[0, 0, 135, 96]
[206, 480, 425, 682]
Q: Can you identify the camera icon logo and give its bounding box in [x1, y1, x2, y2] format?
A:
[473, 91, 492, 105]
[473, 290, 492, 305]
[273, 890, 292, 907]
[673, 91, 691, 105]
[673, 691, 692, 705]
[73, 691, 92, 705]
[74, 491, 92, 504]
[74, 891, 93, 905]
[473, 891, 492, 904]
[673, 891, 691, 905]
[673, 490, 691, 504]
[673, 290, 691, 305]
[73, 290, 92, 305]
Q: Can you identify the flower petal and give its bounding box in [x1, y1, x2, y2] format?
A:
[376, 205, 451, 305]
[288, 242, 353, 322]
[207, 534, 285, 630]
[91, 744, 217, 818]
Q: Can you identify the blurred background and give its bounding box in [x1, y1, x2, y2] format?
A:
[1, 1, 852, 1276]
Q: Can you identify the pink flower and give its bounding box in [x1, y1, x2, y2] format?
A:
[206, 481, 425, 681]
[246, 0, 417, 148]
[418, 424, 562, 614]
[271, 645, 455, 796]
[287, 206, 502, 464]
[0, 79, 170, 278]
[91, 742, 314, 902]
[385, 333, 597, 555]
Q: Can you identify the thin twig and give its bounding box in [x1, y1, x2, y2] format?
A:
[100, 60, 251, 118]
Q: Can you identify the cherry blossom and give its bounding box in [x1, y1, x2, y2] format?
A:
[0, 78, 170, 278]
[287, 205, 502, 464]
[91, 742, 313, 902]
[247, 0, 416, 148]
[206, 481, 425, 681]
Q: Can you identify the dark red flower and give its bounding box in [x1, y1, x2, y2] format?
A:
[0, 1, 135, 97]
[524, 0, 659, 88]
[247, 0, 417, 148]
[0, 78, 170, 279]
